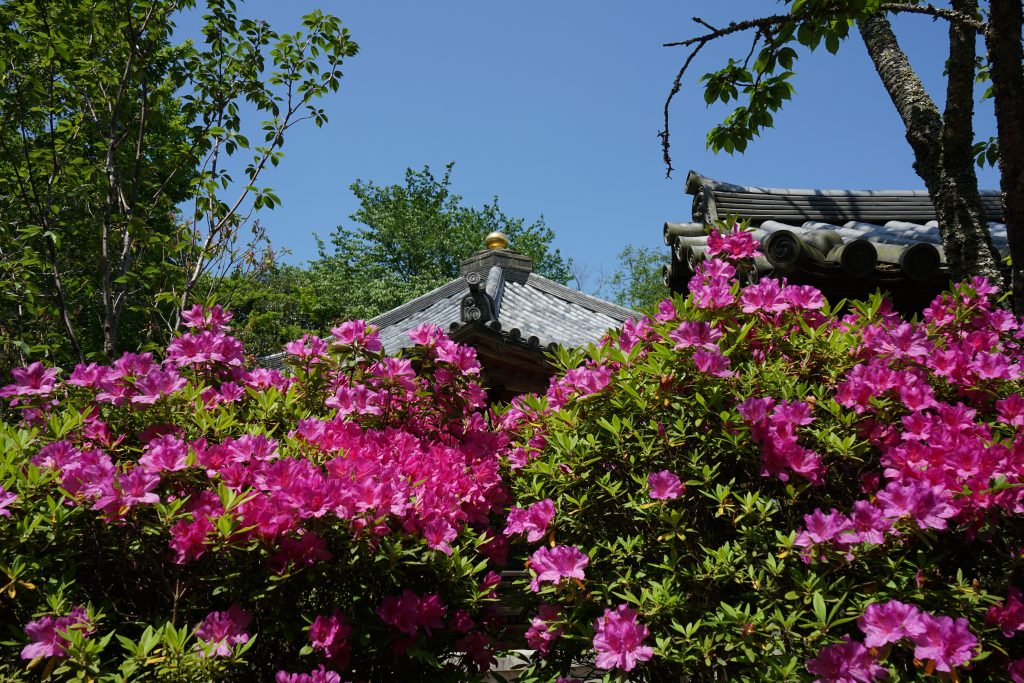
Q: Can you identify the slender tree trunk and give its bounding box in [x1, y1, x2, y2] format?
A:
[985, 0, 1024, 314]
[858, 13, 1001, 284]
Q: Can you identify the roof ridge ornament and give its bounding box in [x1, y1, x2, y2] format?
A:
[485, 231, 509, 250]
[461, 271, 497, 323]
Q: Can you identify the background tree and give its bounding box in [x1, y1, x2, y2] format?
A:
[307, 163, 573, 323]
[605, 245, 665, 312]
[660, 1, 1020, 303]
[0, 0, 357, 372]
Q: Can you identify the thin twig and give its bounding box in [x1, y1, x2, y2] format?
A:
[659, 39, 709, 178]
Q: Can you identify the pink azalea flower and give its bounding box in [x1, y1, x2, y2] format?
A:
[331, 319, 383, 352]
[970, 275, 999, 297]
[21, 606, 93, 659]
[0, 486, 16, 517]
[407, 323, 444, 346]
[67, 363, 112, 389]
[690, 277, 736, 309]
[284, 334, 329, 361]
[525, 604, 563, 656]
[131, 368, 187, 404]
[117, 468, 161, 508]
[275, 665, 341, 683]
[592, 604, 654, 672]
[692, 349, 734, 377]
[787, 284, 825, 310]
[1009, 659, 1024, 683]
[0, 361, 59, 399]
[529, 545, 589, 592]
[806, 636, 887, 683]
[795, 509, 853, 548]
[997, 394, 1024, 427]
[647, 470, 683, 500]
[195, 604, 252, 657]
[669, 321, 722, 350]
[847, 501, 890, 545]
[877, 481, 956, 530]
[974, 351, 1021, 380]
[456, 631, 498, 671]
[377, 590, 445, 636]
[857, 600, 924, 647]
[911, 614, 977, 672]
[654, 299, 677, 321]
[689, 259, 737, 309]
[169, 516, 214, 564]
[309, 611, 351, 664]
[986, 587, 1024, 637]
[434, 339, 481, 373]
[422, 515, 457, 555]
[740, 278, 790, 314]
[138, 434, 188, 472]
[504, 499, 556, 543]
[706, 227, 761, 259]
[181, 304, 233, 331]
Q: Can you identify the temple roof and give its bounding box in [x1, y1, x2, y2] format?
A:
[664, 171, 1008, 312]
[372, 249, 636, 354]
[258, 240, 637, 395]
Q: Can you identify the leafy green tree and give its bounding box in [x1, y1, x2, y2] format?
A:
[606, 245, 666, 312]
[310, 163, 573, 323]
[659, 1, 1022, 301]
[206, 261, 318, 358]
[0, 0, 357, 372]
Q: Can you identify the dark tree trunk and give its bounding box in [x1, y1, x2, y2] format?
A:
[985, 0, 1024, 314]
[858, 12, 1002, 284]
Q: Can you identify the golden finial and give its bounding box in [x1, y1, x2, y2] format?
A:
[484, 231, 509, 250]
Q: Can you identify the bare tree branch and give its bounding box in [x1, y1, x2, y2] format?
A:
[659, 39, 709, 178]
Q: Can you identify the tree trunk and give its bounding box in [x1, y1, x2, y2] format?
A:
[858, 13, 1001, 284]
[985, 0, 1024, 314]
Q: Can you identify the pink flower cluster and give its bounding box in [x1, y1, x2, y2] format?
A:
[2, 306, 515, 674]
[275, 665, 343, 683]
[792, 278, 1024, 559]
[376, 590, 445, 636]
[738, 396, 824, 484]
[808, 600, 978, 681]
[21, 606, 93, 660]
[528, 545, 589, 592]
[546, 364, 613, 410]
[706, 225, 761, 261]
[0, 486, 16, 516]
[5, 308, 506, 570]
[195, 604, 252, 657]
[986, 587, 1024, 637]
[592, 604, 653, 672]
[309, 611, 351, 665]
[647, 470, 683, 500]
[525, 604, 564, 656]
[504, 498, 556, 542]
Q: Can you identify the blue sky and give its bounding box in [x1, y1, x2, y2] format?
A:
[176, 1, 999, 289]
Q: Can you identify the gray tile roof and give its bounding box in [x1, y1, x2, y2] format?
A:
[685, 171, 1003, 224]
[371, 270, 637, 354]
[664, 171, 1008, 291]
[256, 255, 638, 369]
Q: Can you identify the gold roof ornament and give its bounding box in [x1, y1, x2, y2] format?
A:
[484, 231, 509, 250]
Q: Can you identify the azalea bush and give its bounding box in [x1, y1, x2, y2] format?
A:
[0, 308, 509, 681]
[501, 227, 1024, 682]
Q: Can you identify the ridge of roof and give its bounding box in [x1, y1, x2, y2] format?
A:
[369, 279, 467, 328]
[524, 272, 639, 321]
[685, 170, 1003, 198]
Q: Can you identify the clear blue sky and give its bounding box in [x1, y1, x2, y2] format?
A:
[176, 2, 999, 289]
